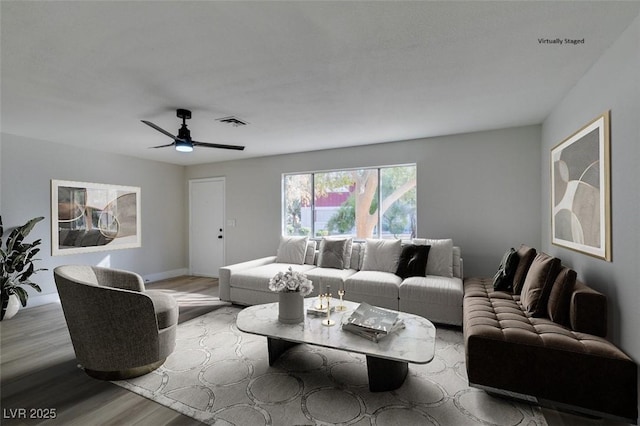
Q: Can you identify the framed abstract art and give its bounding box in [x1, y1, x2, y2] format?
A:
[551, 111, 611, 261]
[51, 180, 141, 255]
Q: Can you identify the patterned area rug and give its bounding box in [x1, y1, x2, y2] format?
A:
[114, 306, 547, 425]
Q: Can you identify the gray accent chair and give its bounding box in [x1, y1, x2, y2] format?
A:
[53, 265, 178, 380]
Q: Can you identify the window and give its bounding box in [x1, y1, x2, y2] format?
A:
[283, 164, 416, 239]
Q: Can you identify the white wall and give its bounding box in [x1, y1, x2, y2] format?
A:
[0, 138, 2, 212]
[0, 133, 188, 306]
[187, 125, 542, 277]
[541, 13, 639, 413]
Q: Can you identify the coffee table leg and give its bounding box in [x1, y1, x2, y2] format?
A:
[366, 355, 409, 392]
[267, 338, 299, 366]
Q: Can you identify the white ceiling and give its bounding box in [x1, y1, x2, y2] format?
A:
[2, 1, 639, 166]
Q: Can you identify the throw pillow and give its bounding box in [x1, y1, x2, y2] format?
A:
[547, 267, 577, 326]
[275, 236, 308, 264]
[512, 244, 537, 295]
[396, 244, 431, 279]
[304, 240, 317, 265]
[349, 242, 364, 271]
[318, 238, 350, 269]
[362, 239, 402, 273]
[342, 238, 353, 268]
[520, 252, 562, 317]
[414, 238, 453, 277]
[492, 248, 519, 291]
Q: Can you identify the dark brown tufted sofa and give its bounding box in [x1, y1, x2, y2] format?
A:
[463, 249, 638, 424]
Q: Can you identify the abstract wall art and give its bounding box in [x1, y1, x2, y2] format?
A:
[51, 180, 141, 255]
[551, 111, 611, 261]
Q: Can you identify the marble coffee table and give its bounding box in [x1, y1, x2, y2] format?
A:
[236, 298, 436, 392]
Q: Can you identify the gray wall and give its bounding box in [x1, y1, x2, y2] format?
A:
[542, 13, 639, 376]
[187, 125, 542, 277]
[0, 133, 188, 306]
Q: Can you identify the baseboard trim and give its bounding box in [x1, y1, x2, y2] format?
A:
[143, 268, 189, 283]
[26, 293, 61, 308]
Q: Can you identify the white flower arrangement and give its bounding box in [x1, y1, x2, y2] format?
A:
[268, 267, 314, 297]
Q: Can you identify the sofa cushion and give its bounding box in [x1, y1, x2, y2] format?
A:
[520, 252, 561, 317]
[492, 248, 518, 291]
[344, 270, 402, 299]
[276, 236, 308, 264]
[547, 266, 577, 326]
[231, 263, 315, 291]
[414, 238, 453, 278]
[362, 239, 402, 273]
[305, 267, 357, 292]
[399, 275, 463, 306]
[396, 244, 430, 279]
[318, 237, 351, 269]
[512, 245, 537, 294]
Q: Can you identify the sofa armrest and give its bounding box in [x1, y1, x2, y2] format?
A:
[570, 280, 607, 337]
[219, 256, 277, 301]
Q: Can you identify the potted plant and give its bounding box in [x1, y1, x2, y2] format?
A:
[1, 216, 46, 320]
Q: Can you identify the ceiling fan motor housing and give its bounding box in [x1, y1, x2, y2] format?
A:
[177, 124, 191, 141]
[176, 109, 192, 141]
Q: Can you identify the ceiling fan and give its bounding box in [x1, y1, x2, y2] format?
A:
[142, 109, 245, 153]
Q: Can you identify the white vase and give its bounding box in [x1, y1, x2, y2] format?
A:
[2, 294, 21, 320]
[278, 291, 304, 324]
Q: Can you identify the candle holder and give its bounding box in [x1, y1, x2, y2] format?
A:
[316, 294, 326, 310]
[315, 280, 326, 310]
[336, 289, 347, 311]
[322, 293, 335, 327]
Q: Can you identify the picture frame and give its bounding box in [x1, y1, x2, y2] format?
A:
[51, 180, 141, 256]
[551, 111, 611, 261]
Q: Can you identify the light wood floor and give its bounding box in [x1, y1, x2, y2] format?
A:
[1, 276, 224, 426]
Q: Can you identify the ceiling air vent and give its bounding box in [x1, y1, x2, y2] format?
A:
[216, 116, 248, 127]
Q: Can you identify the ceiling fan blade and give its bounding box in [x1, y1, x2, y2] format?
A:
[149, 142, 176, 149]
[141, 120, 179, 140]
[192, 141, 245, 151]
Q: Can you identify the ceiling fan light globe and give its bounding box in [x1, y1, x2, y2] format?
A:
[175, 141, 193, 152]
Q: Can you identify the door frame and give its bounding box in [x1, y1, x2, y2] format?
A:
[188, 176, 226, 277]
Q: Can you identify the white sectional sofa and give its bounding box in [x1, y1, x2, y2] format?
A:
[219, 236, 464, 326]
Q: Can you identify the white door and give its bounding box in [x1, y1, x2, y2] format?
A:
[189, 177, 225, 277]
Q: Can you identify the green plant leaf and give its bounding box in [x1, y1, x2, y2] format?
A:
[1, 216, 45, 308]
[19, 263, 35, 282]
[17, 217, 44, 238]
[26, 282, 42, 293]
[13, 287, 28, 307]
